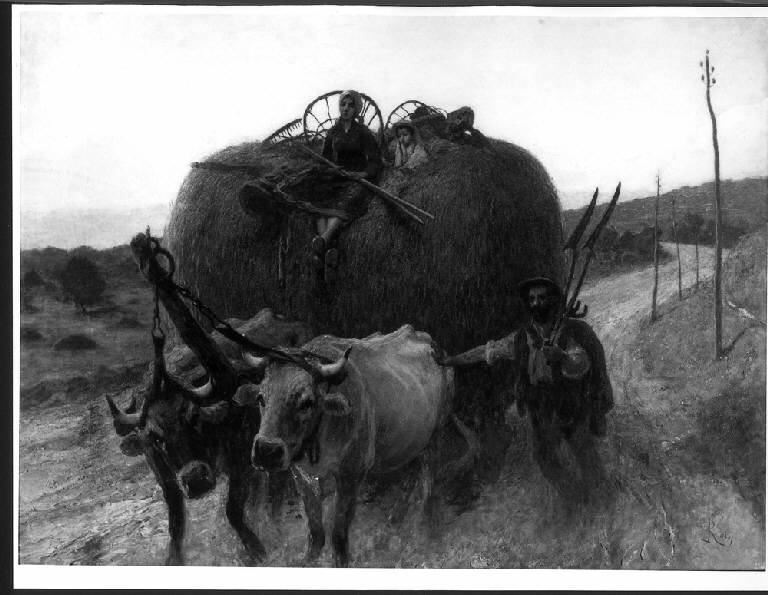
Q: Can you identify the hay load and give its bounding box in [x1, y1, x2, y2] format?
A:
[166, 132, 562, 350]
[164, 100, 564, 470]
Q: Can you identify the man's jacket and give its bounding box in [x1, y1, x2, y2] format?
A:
[485, 318, 613, 434]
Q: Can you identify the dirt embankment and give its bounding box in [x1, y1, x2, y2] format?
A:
[17, 241, 764, 569]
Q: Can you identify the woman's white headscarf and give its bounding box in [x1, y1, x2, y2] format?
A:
[338, 90, 363, 118]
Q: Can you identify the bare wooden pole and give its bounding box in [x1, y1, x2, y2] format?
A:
[294, 143, 434, 223]
[671, 194, 683, 300]
[702, 49, 723, 359]
[695, 233, 700, 290]
[651, 173, 661, 321]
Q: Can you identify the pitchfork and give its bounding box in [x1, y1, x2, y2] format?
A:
[545, 182, 622, 346]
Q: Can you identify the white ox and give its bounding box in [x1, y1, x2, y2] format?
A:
[234, 324, 475, 567]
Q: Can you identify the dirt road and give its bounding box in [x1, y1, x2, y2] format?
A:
[18, 243, 761, 570]
[582, 242, 716, 361]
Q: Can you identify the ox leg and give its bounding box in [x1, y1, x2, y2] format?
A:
[387, 467, 419, 525]
[331, 472, 359, 568]
[419, 443, 441, 532]
[226, 470, 267, 563]
[565, 421, 608, 503]
[291, 467, 325, 563]
[145, 447, 185, 566]
[530, 413, 570, 498]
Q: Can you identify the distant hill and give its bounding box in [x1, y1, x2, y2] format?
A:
[20, 203, 171, 250]
[563, 177, 768, 243]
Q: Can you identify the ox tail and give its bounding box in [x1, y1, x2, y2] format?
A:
[439, 414, 479, 481]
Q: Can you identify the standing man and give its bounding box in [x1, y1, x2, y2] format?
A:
[440, 276, 613, 500]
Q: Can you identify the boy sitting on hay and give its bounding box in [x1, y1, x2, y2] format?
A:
[388, 119, 429, 170]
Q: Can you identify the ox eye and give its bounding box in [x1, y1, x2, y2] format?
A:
[148, 431, 165, 448]
[297, 395, 313, 411]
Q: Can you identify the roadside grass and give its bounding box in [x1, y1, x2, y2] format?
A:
[629, 228, 766, 567]
[17, 236, 765, 568]
[19, 275, 154, 408]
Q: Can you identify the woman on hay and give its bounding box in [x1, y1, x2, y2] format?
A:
[313, 90, 383, 279]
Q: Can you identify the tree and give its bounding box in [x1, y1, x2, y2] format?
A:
[21, 269, 46, 311]
[59, 255, 107, 314]
[651, 173, 661, 320]
[701, 49, 723, 359]
[670, 194, 683, 300]
[679, 211, 705, 290]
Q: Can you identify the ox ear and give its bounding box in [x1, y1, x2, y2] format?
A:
[233, 383, 263, 408]
[320, 391, 351, 417]
[119, 433, 145, 457]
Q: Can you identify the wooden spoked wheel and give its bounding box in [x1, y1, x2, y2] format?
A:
[384, 100, 446, 131]
[263, 118, 305, 146]
[302, 90, 384, 146]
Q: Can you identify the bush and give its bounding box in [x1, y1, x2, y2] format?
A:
[58, 256, 107, 314]
[53, 333, 98, 351]
[690, 381, 766, 521]
[23, 269, 45, 289]
[21, 327, 43, 343]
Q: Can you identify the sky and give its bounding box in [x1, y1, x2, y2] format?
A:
[15, 6, 768, 221]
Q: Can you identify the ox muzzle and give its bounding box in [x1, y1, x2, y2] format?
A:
[251, 436, 289, 472]
[178, 460, 217, 499]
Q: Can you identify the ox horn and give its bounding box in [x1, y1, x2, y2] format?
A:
[168, 372, 214, 400]
[243, 351, 270, 372]
[105, 393, 141, 436]
[315, 347, 352, 378]
[196, 400, 231, 424]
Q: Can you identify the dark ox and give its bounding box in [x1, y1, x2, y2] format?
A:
[235, 324, 474, 567]
[106, 308, 312, 565]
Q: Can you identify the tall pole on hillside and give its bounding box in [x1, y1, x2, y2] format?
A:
[695, 230, 700, 290]
[671, 194, 683, 300]
[702, 50, 723, 359]
[651, 173, 661, 321]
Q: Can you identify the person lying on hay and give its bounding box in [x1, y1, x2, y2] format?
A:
[438, 276, 614, 502]
[313, 90, 383, 279]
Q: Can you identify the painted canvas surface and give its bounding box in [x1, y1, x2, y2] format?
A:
[13, 5, 768, 590]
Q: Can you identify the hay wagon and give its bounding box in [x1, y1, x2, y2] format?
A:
[164, 91, 565, 473]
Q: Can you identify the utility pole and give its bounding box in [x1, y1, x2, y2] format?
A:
[651, 173, 661, 320]
[695, 228, 700, 291]
[671, 194, 683, 300]
[702, 49, 723, 359]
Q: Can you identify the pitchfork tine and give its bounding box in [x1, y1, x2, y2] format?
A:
[561, 187, 599, 316]
[567, 182, 622, 313]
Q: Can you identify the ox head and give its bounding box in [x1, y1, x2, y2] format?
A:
[106, 363, 233, 499]
[234, 348, 352, 472]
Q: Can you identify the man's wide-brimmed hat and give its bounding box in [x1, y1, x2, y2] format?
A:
[517, 276, 563, 304]
[392, 119, 416, 134]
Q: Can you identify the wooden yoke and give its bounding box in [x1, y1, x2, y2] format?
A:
[130, 232, 239, 400]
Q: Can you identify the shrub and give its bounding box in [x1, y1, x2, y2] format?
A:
[58, 255, 107, 314]
[53, 333, 98, 351]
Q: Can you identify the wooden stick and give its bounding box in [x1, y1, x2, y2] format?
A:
[294, 143, 435, 223]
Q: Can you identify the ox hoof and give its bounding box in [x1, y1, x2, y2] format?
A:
[244, 540, 267, 564]
[165, 548, 184, 566]
[303, 548, 323, 565]
[304, 536, 325, 564]
[333, 556, 350, 568]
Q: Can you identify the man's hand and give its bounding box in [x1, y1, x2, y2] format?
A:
[542, 344, 566, 364]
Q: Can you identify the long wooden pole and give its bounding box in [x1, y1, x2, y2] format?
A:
[695, 234, 700, 290]
[651, 173, 660, 320]
[671, 195, 683, 300]
[294, 144, 435, 223]
[704, 50, 723, 359]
